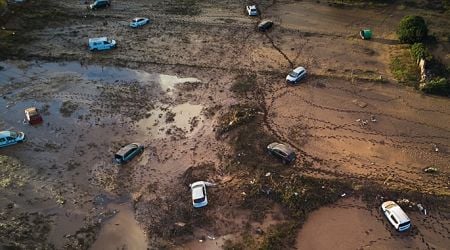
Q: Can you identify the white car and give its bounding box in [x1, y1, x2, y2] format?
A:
[246, 5, 258, 16]
[130, 17, 150, 28]
[88, 37, 116, 51]
[381, 201, 411, 232]
[286, 66, 307, 83]
[190, 181, 208, 208]
[0, 130, 26, 148]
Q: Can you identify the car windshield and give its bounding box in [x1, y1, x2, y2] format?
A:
[9, 132, 17, 138]
[289, 71, 298, 77]
[399, 221, 410, 227]
[194, 197, 205, 203]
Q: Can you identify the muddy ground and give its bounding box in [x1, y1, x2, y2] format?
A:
[0, 0, 449, 249]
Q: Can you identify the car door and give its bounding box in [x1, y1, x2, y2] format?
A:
[6, 136, 16, 145]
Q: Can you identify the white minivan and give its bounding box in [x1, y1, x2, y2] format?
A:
[0, 130, 26, 148]
[381, 201, 411, 232]
[88, 37, 116, 51]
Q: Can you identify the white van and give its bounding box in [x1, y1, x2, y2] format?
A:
[0, 130, 26, 148]
[88, 37, 116, 51]
[381, 201, 411, 232]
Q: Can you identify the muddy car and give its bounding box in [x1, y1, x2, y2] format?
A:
[114, 143, 144, 164]
[267, 142, 296, 164]
[381, 201, 411, 232]
[130, 17, 150, 28]
[258, 20, 273, 32]
[286, 66, 307, 84]
[88, 37, 116, 51]
[24, 107, 43, 125]
[0, 130, 26, 148]
[89, 0, 110, 10]
[190, 181, 208, 208]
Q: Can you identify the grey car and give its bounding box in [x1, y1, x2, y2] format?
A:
[267, 142, 296, 164]
[114, 143, 144, 164]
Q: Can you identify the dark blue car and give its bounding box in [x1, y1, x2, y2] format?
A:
[114, 143, 144, 164]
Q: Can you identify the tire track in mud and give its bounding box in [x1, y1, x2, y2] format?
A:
[263, 33, 294, 68]
[268, 86, 450, 134]
[275, 113, 450, 142]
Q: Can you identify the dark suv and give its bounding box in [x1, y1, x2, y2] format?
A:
[258, 20, 273, 32]
[114, 143, 144, 164]
[267, 142, 296, 164]
[90, 0, 110, 10]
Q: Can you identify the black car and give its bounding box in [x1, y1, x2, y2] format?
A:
[90, 0, 110, 10]
[114, 143, 144, 164]
[258, 20, 273, 32]
[267, 142, 296, 164]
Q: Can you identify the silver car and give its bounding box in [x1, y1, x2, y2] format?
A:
[267, 142, 296, 164]
[130, 17, 150, 28]
[286, 66, 307, 83]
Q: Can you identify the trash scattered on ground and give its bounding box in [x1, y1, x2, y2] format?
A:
[265, 172, 271, 177]
[423, 167, 439, 174]
[417, 204, 427, 215]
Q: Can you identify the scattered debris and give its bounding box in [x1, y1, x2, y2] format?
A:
[352, 99, 368, 108]
[423, 167, 439, 174]
[417, 204, 427, 215]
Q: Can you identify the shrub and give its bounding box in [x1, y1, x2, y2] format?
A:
[397, 16, 428, 44]
[410, 43, 432, 61]
[421, 77, 450, 96]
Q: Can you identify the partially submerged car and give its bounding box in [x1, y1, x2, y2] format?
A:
[258, 20, 273, 32]
[286, 66, 307, 83]
[114, 143, 144, 164]
[267, 142, 296, 164]
[190, 181, 208, 208]
[0, 130, 26, 148]
[381, 201, 411, 232]
[130, 17, 150, 28]
[88, 37, 116, 51]
[25, 107, 43, 125]
[246, 5, 258, 16]
[89, 0, 110, 10]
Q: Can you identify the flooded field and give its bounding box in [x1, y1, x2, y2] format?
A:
[1, 0, 449, 249]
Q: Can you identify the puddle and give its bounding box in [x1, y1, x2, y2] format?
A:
[136, 102, 204, 137]
[159, 74, 201, 92]
[296, 198, 425, 249]
[90, 202, 148, 250]
[0, 60, 201, 91]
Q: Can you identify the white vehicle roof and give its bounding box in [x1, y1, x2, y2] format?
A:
[192, 184, 205, 199]
[293, 66, 306, 73]
[382, 201, 410, 224]
[248, 5, 256, 9]
[89, 37, 108, 43]
[0, 131, 12, 138]
[132, 17, 147, 22]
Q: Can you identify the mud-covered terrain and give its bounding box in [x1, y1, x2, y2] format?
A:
[1, 0, 449, 249]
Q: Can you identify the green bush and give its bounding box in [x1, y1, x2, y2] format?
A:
[410, 43, 432, 61]
[421, 78, 450, 96]
[397, 16, 428, 44]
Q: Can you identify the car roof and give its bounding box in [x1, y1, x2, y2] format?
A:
[249, 5, 256, 9]
[25, 107, 39, 115]
[89, 37, 108, 43]
[133, 17, 146, 21]
[0, 131, 12, 138]
[293, 67, 306, 73]
[259, 20, 273, 26]
[382, 201, 410, 223]
[268, 142, 295, 155]
[115, 143, 139, 156]
[192, 185, 205, 199]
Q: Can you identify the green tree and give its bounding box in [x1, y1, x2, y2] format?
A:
[410, 43, 432, 61]
[397, 16, 428, 44]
